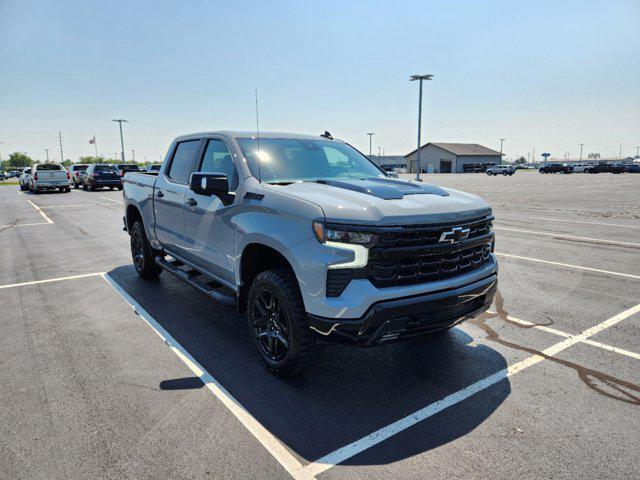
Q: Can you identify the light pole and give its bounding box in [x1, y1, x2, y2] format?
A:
[410, 74, 434, 181]
[367, 132, 375, 159]
[44, 149, 50, 162]
[635, 146, 640, 159]
[131, 149, 135, 162]
[112, 119, 129, 163]
[579, 143, 585, 162]
[499, 138, 506, 158]
[618, 143, 622, 159]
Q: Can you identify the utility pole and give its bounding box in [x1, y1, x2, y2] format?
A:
[0, 141, 3, 167]
[131, 149, 135, 162]
[366, 132, 375, 159]
[635, 146, 640, 159]
[58, 132, 64, 164]
[410, 73, 434, 181]
[44, 149, 50, 162]
[93, 133, 98, 157]
[618, 143, 622, 159]
[499, 138, 506, 157]
[111, 119, 129, 163]
[579, 143, 585, 162]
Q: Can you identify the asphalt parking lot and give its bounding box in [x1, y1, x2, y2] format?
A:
[1, 171, 639, 479]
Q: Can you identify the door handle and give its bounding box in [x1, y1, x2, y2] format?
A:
[185, 198, 198, 207]
[156, 190, 164, 198]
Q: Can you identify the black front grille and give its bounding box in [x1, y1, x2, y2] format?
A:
[325, 216, 494, 295]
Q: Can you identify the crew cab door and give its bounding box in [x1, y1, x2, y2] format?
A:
[153, 139, 202, 255]
[182, 137, 240, 285]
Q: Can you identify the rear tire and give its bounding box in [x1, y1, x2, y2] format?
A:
[74, 182, 79, 189]
[83, 182, 88, 190]
[502, 171, 508, 176]
[117, 185, 123, 191]
[130, 221, 163, 279]
[247, 268, 320, 377]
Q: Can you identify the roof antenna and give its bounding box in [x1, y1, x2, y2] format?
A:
[321, 130, 333, 140]
[255, 89, 261, 183]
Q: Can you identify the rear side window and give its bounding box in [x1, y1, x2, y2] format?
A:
[199, 139, 238, 191]
[167, 140, 200, 184]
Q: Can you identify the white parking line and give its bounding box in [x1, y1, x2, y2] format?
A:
[27, 200, 53, 224]
[495, 252, 640, 280]
[99, 196, 121, 204]
[0, 222, 49, 229]
[487, 310, 640, 361]
[298, 303, 640, 479]
[39, 203, 113, 209]
[0, 272, 105, 290]
[529, 216, 640, 230]
[101, 274, 307, 479]
[494, 226, 640, 248]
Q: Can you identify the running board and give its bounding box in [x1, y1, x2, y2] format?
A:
[155, 256, 236, 307]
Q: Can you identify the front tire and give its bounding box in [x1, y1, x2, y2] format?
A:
[502, 171, 508, 176]
[247, 268, 320, 377]
[130, 221, 163, 279]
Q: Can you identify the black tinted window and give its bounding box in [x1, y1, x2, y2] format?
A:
[37, 164, 64, 171]
[199, 140, 238, 191]
[167, 141, 200, 183]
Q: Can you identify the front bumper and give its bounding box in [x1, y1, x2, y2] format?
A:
[308, 273, 497, 345]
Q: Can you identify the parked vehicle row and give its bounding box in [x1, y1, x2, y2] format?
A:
[539, 162, 636, 174]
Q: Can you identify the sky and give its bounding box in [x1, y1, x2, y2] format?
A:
[1, 0, 639, 164]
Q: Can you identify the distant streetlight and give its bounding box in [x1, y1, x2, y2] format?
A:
[112, 119, 130, 163]
[410, 74, 434, 181]
[366, 132, 375, 159]
[579, 143, 585, 162]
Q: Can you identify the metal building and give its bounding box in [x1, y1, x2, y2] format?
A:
[406, 143, 503, 173]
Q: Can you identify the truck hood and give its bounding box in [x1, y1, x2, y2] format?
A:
[268, 178, 491, 225]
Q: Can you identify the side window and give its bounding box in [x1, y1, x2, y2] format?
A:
[167, 140, 201, 184]
[199, 139, 239, 191]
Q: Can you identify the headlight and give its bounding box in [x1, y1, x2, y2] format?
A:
[312, 221, 371, 269]
[312, 221, 377, 246]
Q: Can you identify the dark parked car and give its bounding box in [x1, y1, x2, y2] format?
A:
[83, 164, 123, 191]
[145, 164, 161, 173]
[117, 164, 141, 184]
[69, 164, 89, 188]
[586, 163, 625, 174]
[625, 164, 640, 173]
[539, 163, 572, 174]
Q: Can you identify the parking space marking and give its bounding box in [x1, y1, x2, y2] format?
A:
[0, 272, 105, 290]
[27, 200, 53, 224]
[496, 252, 640, 280]
[99, 196, 121, 204]
[0, 221, 49, 229]
[298, 303, 640, 479]
[39, 203, 113, 209]
[529, 216, 640, 230]
[487, 310, 640, 361]
[101, 274, 307, 480]
[494, 226, 640, 248]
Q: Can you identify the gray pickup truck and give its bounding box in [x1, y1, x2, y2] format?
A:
[123, 131, 497, 376]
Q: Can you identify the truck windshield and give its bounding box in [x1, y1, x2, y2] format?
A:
[237, 138, 385, 183]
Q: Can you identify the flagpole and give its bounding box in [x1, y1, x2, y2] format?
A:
[93, 133, 98, 157]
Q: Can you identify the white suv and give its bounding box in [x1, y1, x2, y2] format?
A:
[486, 165, 515, 176]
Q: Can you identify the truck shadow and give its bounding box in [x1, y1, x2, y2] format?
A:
[108, 265, 510, 465]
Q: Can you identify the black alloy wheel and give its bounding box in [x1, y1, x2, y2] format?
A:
[252, 288, 290, 362]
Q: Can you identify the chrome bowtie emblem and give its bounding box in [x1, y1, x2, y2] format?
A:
[439, 226, 470, 244]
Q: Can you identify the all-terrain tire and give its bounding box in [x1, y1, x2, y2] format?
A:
[130, 221, 163, 279]
[247, 268, 321, 377]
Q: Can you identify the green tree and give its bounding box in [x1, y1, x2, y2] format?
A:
[77, 156, 107, 164]
[7, 152, 34, 169]
[514, 156, 526, 164]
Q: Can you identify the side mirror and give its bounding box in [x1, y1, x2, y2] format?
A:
[190, 172, 229, 197]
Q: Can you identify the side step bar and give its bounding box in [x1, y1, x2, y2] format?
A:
[155, 256, 236, 307]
